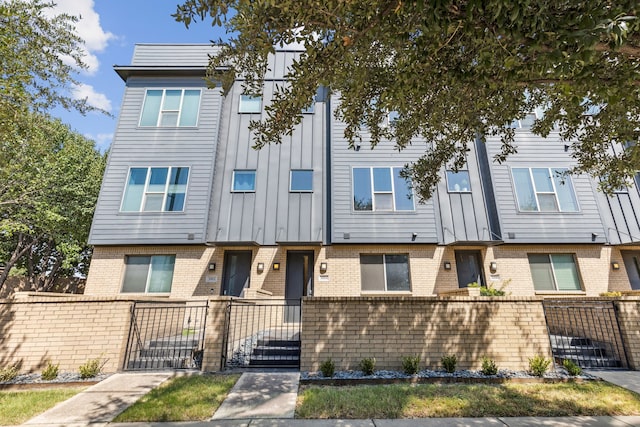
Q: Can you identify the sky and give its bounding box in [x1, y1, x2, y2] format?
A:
[50, 0, 228, 152]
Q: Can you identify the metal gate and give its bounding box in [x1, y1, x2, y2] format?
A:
[222, 299, 301, 369]
[123, 301, 208, 371]
[542, 299, 629, 369]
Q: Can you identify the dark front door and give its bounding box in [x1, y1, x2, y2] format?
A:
[455, 250, 484, 288]
[622, 251, 640, 290]
[285, 251, 314, 299]
[221, 251, 252, 296]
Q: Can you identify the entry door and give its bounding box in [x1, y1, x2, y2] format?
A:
[285, 251, 314, 298]
[221, 251, 252, 296]
[455, 250, 485, 288]
[622, 251, 640, 290]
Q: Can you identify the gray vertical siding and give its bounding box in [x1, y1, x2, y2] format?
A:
[483, 132, 606, 243]
[207, 51, 325, 245]
[329, 94, 439, 244]
[89, 76, 222, 244]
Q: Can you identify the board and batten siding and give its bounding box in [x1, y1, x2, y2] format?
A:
[483, 132, 606, 243]
[89, 76, 222, 245]
[330, 95, 439, 244]
[206, 73, 326, 245]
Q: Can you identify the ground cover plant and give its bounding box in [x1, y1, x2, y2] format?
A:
[296, 382, 640, 419]
[113, 374, 239, 422]
[0, 387, 85, 425]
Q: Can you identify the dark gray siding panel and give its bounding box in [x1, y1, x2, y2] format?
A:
[89, 76, 222, 245]
[329, 95, 438, 244]
[484, 132, 606, 243]
[207, 71, 325, 245]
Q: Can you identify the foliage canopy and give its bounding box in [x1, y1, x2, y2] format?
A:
[176, 0, 640, 200]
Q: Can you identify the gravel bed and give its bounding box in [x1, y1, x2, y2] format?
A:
[1, 372, 112, 386]
[301, 368, 597, 381]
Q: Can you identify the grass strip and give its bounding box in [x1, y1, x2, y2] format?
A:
[296, 382, 640, 419]
[0, 387, 85, 425]
[113, 373, 239, 422]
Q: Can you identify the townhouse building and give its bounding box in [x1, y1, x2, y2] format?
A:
[84, 43, 640, 299]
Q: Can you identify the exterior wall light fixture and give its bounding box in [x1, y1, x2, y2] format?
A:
[257, 262, 265, 273]
[612, 262, 620, 270]
[272, 262, 280, 271]
[320, 262, 328, 272]
[208, 263, 216, 271]
[443, 261, 452, 270]
[489, 261, 497, 273]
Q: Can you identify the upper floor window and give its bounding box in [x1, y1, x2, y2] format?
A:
[360, 254, 411, 292]
[122, 255, 175, 293]
[239, 94, 262, 113]
[232, 170, 256, 192]
[290, 170, 313, 192]
[121, 167, 189, 212]
[302, 103, 315, 114]
[352, 167, 414, 212]
[512, 167, 578, 212]
[446, 170, 471, 193]
[528, 253, 582, 292]
[139, 89, 200, 127]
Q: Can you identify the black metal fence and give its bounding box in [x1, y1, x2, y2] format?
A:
[123, 302, 208, 371]
[223, 299, 301, 369]
[542, 299, 628, 369]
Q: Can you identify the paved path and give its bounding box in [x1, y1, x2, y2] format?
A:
[587, 370, 640, 395]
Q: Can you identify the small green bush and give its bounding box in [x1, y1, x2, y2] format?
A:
[401, 355, 421, 375]
[0, 365, 19, 382]
[600, 291, 623, 297]
[466, 282, 481, 288]
[529, 355, 551, 377]
[563, 359, 582, 376]
[480, 357, 498, 375]
[480, 286, 506, 296]
[41, 362, 59, 381]
[359, 357, 376, 376]
[319, 358, 335, 378]
[441, 355, 457, 373]
[79, 357, 105, 379]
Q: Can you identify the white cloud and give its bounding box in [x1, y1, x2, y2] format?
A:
[84, 133, 113, 152]
[47, 0, 114, 75]
[72, 83, 112, 112]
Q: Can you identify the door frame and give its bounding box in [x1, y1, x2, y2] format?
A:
[285, 250, 315, 298]
[454, 249, 485, 288]
[221, 250, 253, 297]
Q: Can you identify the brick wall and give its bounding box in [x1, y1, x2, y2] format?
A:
[300, 296, 552, 372]
[614, 299, 640, 369]
[0, 295, 133, 373]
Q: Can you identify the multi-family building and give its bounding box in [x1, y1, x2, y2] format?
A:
[84, 43, 640, 299]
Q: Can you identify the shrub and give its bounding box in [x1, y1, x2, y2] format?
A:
[401, 355, 421, 375]
[319, 358, 335, 378]
[466, 282, 481, 288]
[41, 362, 59, 381]
[359, 357, 376, 376]
[441, 355, 457, 373]
[480, 357, 498, 375]
[529, 355, 551, 377]
[79, 357, 105, 379]
[600, 291, 623, 297]
[0, 365, 19, 382]
[563, 359, 582, 376]
[480, 286, 506, 296]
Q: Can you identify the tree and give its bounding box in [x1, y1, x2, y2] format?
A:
[175, 0, 640, 200]
[0, 115, 106, 292]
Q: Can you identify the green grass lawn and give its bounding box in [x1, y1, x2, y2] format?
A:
[113, 373, 239, 422]
[0, 387, 85, 425]
[296, 382, 640, 419]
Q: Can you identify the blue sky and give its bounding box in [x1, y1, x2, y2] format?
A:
[51, 0, 227, 151]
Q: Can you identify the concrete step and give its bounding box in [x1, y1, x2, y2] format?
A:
[257, 339, 300, 348]
[252, 346, 300, 357]
[552, 346, 609, 358]
[139, 347, 195, 358]
[148, 338, 199, 348]
[556, 356, 622, 369]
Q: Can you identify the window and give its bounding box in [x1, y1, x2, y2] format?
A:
[121, 167, 189, 212]
[139, 89, 200, 127]
[290, 170, 313, 192]
[302, 103, 315, 114]
[512, 168, 579, 212]
[528, 254, 582, 291]
[360, 254, 411, 292]
[122, 255, 175, 293]
[232, 170, 256, 192]
[239, 94, 262, 113]
[352, 167, 414, 211]
[446, 170, 471, 192]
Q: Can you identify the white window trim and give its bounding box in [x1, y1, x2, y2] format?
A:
[511, 167, 580, 213]
[139, 89, 202, 127]
[352, 166, 415, 212]
[231, 169, 257, 192]
[289, 169, 313, 193]
[120, 166, 190, 213]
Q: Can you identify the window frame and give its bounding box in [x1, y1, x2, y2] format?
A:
[351, 166, 415, 212]
[528, 253, 583, 292]
[139, 88, 201, 127]
[289, 169, 313, 193]
[446, 170, 472, 193]
[120, 166, 190, 213]
[360, 254, 412, 292]
[121, 255, 176, 294]
[231, 169, 257, 193]
[239, 94, 262, 113]
[511, 167, 580, 213]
